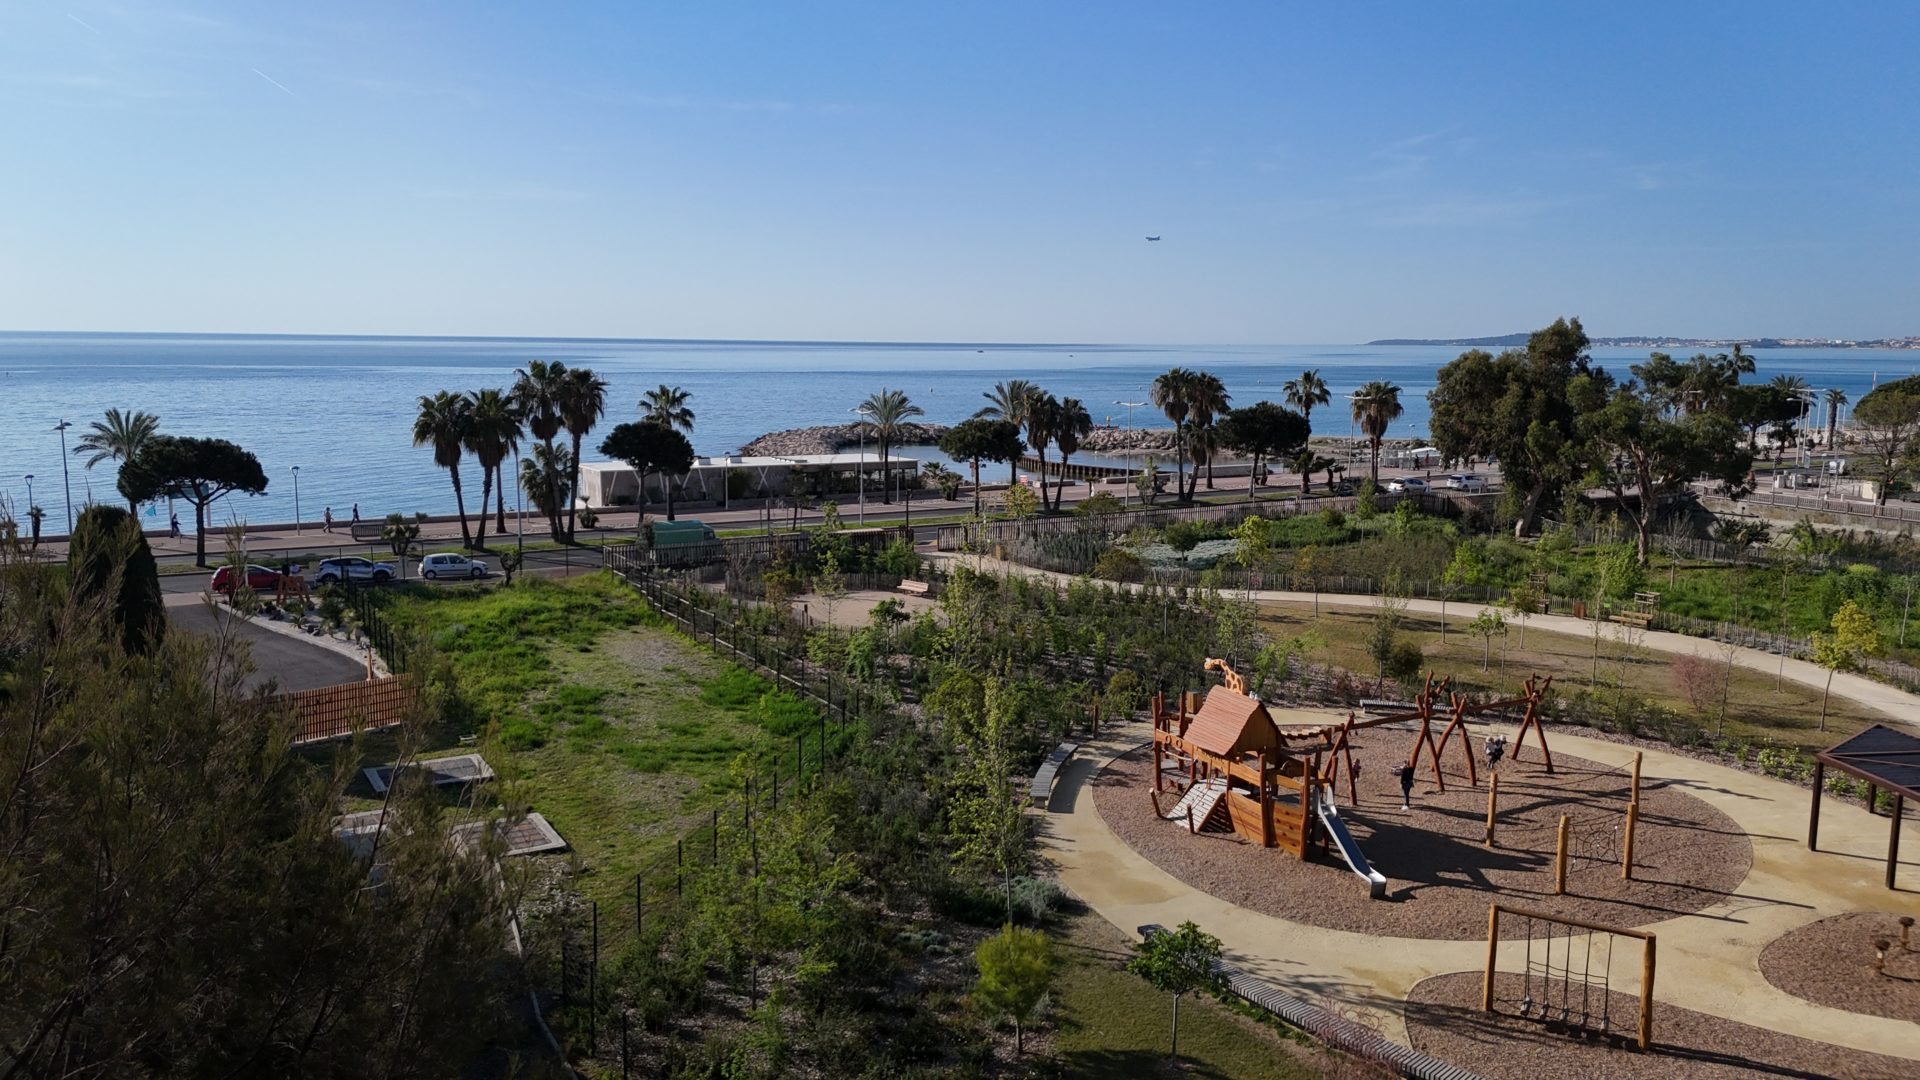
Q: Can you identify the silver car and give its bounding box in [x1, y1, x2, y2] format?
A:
[313, 556, 396, 584]
[419, 553, 489, 580]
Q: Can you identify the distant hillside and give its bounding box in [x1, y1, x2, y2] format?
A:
[1368, 334, 1920, 349]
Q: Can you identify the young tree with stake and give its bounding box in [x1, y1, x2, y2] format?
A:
[1127, 921, 1226, 1060]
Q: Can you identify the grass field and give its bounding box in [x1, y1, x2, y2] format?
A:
[1048, 912, 1333, 1079]
[377, 572, 817, 919]
[1259, 604, 1882, 755]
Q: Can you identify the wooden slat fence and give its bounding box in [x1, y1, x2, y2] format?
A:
[279, 673, 420, 745]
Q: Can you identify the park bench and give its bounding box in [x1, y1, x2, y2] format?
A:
[349, 522, 386, 543]
[1028, 742, 1079, 807]
[1358, 699, 1415, 715]
[898, 578, 932, 597]
[1609, 610, 1655, 629]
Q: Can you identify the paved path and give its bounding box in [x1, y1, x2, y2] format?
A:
[1041, 720, 1920, 1061]
[936, 552, 1920, 728]
[167, 595, 368, 692]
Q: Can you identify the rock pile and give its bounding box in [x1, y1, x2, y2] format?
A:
[738, 422, 952, 457]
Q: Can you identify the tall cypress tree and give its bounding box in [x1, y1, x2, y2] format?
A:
[67, 504, 165, 655]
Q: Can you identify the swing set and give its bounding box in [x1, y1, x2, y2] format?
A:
[1320, 672, 1556, 805]
[1484, 903, 1656, 1051]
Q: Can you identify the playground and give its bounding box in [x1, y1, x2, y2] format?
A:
[1048, 658, 1920, 1075]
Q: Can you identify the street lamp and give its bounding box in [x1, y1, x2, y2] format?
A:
[22, 474, 33, 511]
[53, 420, 72, 533]
[849, 405, 872, 525]
[289, 465, 301, 534]
[1113, 400, 1145, 431]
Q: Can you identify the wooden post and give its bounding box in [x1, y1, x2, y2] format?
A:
[1638, 935, 1657, 1051]
[1809, 760, 1825, 851]
[1482, 905, 1501, 1012]
[1555, 815, 1570, 895]
[1630, 751, 1643, 805]
[1868, 783, 1878, 815]
[1890, 793, 1905, 891]
[1622, 801, 1640, 881]
[1485, 772, 1499, 847]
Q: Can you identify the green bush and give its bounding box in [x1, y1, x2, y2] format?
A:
[1385, 639, 1425, 682]
[1161, 520, 1231, 552]
[1092, 548, 1147, 583]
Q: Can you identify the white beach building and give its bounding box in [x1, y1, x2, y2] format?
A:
[576, 452, 922, 509]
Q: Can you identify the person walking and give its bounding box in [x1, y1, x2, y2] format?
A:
[322, 507, 334, 534]
[1398, 762, 1415, 810]
[351, 503, 360, 527]
[169, 511, 180, 539]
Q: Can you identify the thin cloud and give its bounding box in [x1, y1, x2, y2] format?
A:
[67, 13, 104, 36]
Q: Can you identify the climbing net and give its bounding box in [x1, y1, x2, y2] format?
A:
[1485, 904, 1656, 1050]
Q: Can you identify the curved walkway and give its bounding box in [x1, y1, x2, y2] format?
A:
[931, 552, 1920, 727]
[1040, 721, 1920, 1062]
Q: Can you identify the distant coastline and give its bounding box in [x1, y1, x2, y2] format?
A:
[1368, 333, 1920, 350]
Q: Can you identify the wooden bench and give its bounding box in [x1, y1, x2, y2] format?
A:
[1028, 742, 1079, 807]
[898, 578, 932, 596]
[1609, 610, 1654, 629]
[1358, 699, 1416, 715]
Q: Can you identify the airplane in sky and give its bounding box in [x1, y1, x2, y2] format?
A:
[1145, 235, 1161, 241]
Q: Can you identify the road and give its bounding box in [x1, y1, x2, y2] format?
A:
[166, 596, 368, 692]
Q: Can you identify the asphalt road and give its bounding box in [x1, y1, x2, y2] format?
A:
[167, 599, 368, 692]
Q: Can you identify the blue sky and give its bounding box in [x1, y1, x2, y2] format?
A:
[1, 2, 1915, 342]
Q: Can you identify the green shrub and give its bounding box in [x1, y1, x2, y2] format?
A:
[1161, 520, 1230, 552]
[1092, 548, 1147, 583]
[1385, 639, 1425, 682]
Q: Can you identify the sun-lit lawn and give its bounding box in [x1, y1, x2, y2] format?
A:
[1259, 604, 1883, 755]
[375, 572, 817, 922]
[1047, 912, 1333, 1080]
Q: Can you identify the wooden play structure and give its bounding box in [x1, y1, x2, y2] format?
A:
[1149, 659, 1559, 901]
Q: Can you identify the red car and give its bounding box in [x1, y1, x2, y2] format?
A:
[210, 564, 283, 592]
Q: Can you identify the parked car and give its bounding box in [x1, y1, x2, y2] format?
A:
[1385, 477, 1427, 494]
[419, 552, 490, 580]
[312, 556, 396, 584]
[210, 564, 283, 592]
[1445, 474, 1488, 492]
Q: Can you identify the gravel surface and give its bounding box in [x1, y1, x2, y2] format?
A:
[1090, 733, 1752, 939]
[1759, 911, 1920, 1023]
[1406, 970, 1915, 1079]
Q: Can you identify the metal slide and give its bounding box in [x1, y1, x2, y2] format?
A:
[1314, 790, 1388, 899]
[1162, 777, 1228, 826]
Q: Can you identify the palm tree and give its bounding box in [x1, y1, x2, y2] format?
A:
[74, 408, 159, 511]
[1186, 372, 1230, 494]
[520, 444, 571, 530]
[511, 360, 569, 539]
[858, 388, 925, 505]
[558, 366, 609, 540]
[1053, 397, 1094, 510]
[1282, 370, 1330, 429]
[464, 389, 520, 549]
[1350, 381, 1404, 487]
[413, 391, 475, 549]
[641, 384, 696, 434]
[978, 379, 1040, 485]
[1150, 368, 1196, 500]
[1021, 393, 1061, 511]
[1825, 387, 1849, 447]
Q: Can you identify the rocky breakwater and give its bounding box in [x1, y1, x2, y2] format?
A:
[1077, 425, 1180, 453]
[739, 422, 952, 457]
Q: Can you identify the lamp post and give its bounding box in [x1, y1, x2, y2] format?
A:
[53, 420, 72, 533]
[289, 465, 302, 534]
[1114, 399, 1144, 431]
[849, 405, 871, 525]
[22, 474, 34, 511]
[514, 445, 525, 553]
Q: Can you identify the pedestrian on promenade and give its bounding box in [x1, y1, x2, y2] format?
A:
[323, 507, 334, 533]
[169, 511, 180, 539]
[351, 503, 360, 526]
[1398, 762, 1415, 810]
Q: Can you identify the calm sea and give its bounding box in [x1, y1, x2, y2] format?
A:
[1, 332, 1911, 531]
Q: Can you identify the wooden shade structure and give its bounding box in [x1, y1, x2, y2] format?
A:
[1808, 724, 1919, 890]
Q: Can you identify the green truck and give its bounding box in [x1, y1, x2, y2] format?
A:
[645, 519, 720, 566]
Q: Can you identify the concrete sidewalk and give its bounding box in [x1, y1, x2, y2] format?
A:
[1040, 720, 1920, 1060]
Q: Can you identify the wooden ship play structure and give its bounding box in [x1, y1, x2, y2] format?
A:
[1150, 660, 1554, 900]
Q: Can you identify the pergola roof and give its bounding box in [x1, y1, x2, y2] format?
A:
[1816, 724, 1920, 801]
